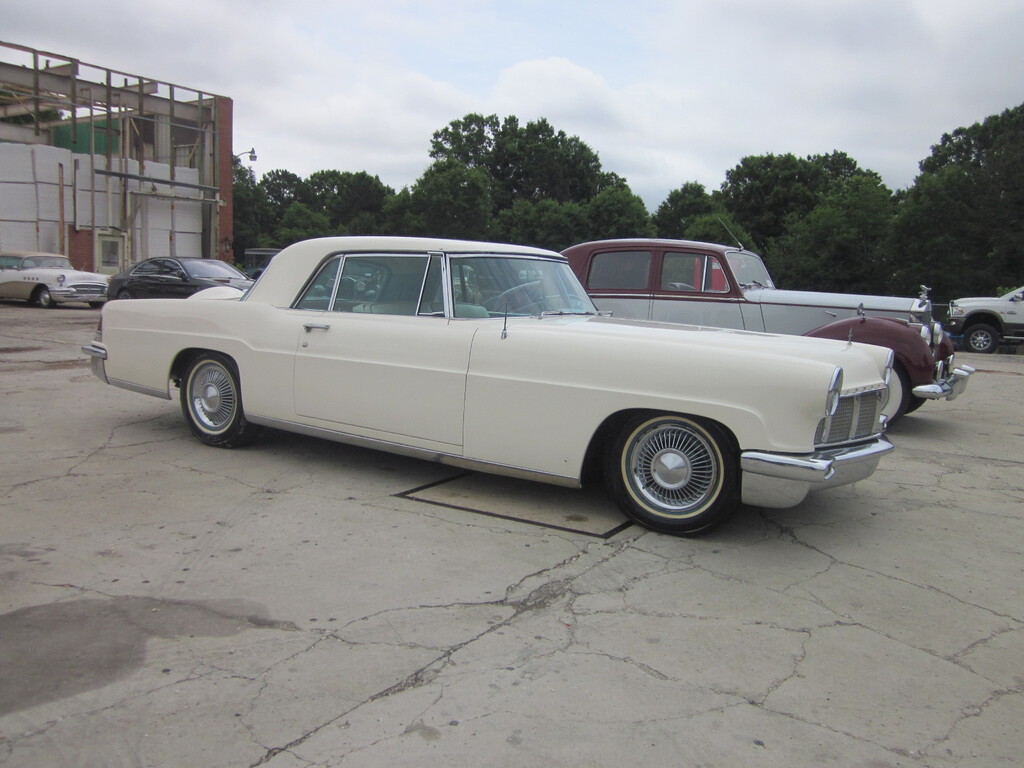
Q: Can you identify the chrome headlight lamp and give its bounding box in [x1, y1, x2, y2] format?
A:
[57, 274, 67, 285]
[825, 367, 843, 417]
[879, 350, 894, 409]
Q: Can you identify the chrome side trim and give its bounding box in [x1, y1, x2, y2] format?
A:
[106, 377, 173, 400]
[246, 415, 582, 489]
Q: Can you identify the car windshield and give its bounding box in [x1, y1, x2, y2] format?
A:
[725, 251, 775, 289]
[450, 255, 597, 317]
[186, 260, 246, 279]
[16, 256, 74, 269]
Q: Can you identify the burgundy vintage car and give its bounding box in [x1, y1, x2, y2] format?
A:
[563, 239, 974, 422]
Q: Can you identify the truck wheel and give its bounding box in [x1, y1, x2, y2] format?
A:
[964, 324, 999, 354]
[606, 414, 738, 535]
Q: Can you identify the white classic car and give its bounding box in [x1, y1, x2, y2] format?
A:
[83, 236, 895, 535]
[0, 251, 109, 308]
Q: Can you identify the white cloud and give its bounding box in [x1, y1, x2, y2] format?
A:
[3, 0, 1022, 210]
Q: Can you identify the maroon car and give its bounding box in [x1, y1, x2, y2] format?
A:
[563, 238, 974, 422]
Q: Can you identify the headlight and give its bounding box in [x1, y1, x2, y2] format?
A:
[57, 274, 66, 285]
[948, 304, 965, 317]
[826, 367, 843, 417]
[920, 321, 944, 346]
[879, 351, 894, 409]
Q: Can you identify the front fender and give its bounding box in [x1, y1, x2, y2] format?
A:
[805, 316, 935, 385]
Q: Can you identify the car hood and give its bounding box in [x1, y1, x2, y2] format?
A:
[744, 287, 926, 316]
[504, 314, 891, 392]
[24, 267, 109, 283]
[950, 296, 1005, 306]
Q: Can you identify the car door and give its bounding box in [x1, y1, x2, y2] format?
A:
[292, 252, 474, 448]
[129, 259, 175, 298]
[650, 250, 747, 328]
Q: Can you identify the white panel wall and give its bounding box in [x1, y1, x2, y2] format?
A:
[0, 144, 206, 261]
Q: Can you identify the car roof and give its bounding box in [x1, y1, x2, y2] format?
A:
[562, 239, 745, 256]
[245, 235, 564, 306]
[0, 251, 69, 258]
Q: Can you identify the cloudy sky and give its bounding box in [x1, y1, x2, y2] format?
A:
[3, 0, 1022, 208]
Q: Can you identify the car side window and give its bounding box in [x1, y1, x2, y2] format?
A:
[587, 251, 652, 290]
[294, 257, 341, 311]
[134, 260, 164, 276]
[332, 254, 429, 316]
[662, 252, 730, 293]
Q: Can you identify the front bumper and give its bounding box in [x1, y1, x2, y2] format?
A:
[912, 364, 975, 401]
[740, 437, 894, 509]
[52, 287, 108, 304]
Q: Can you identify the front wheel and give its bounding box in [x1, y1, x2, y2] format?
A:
[180, 353, 262, 448]
[882, 363, 911, 424]
[606, 414, 739, 535]
[964, 324, 999, 354]
[35, 286, 56, 308]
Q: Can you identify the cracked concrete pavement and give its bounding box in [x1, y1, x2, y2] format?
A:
[0, 302, 1021, 767]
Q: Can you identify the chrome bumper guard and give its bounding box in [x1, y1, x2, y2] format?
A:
[740, 437, 894, 509]
[912, 365, 975, 401]
[81, 343, 109, 383]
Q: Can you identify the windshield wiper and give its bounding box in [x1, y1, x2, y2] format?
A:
[539, 310, 599, 317]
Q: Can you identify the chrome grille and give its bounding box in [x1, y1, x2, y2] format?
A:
[70, 284, 106, 295]
[816, 390, 884, 446]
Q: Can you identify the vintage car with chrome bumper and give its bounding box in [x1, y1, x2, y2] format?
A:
[564, 238, 974, 422]
[0, 251, 108, 308]
[83, 236, 896, 536]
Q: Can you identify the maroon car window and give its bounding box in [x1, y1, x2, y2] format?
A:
[661, 252, 730, 293]
[661, 252, 702, 291]
[587, 250, 651, 290]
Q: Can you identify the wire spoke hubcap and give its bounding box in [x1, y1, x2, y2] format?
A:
[629, 423, 719, 514]
[190, 363, 236, 431]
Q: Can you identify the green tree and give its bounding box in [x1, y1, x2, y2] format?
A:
[773, 175, 895, 293]
[495, 198, 589, 251]
[653, 182, 715, 238]
[585, 184, 655, 240]
[273, 201, 336, 246]
[231, 160, 270, 261]
[430, 114, 612, 212]
[407, 159, 493, 240]
[892, 103, 1024, 298]
[718, 151, 872, 253]
[259, 169, 305, 224]
[303, 170, 394, 234]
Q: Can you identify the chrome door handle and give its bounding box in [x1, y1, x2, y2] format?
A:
[303, 323, 331, 332]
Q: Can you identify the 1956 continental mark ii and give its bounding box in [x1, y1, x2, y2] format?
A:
[83, 236, 895, 535]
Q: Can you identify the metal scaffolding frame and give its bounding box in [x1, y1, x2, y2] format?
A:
[0, 40, 233, 264]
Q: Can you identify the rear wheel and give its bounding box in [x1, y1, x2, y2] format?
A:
[117, 289, 133, 300]
[606, 414, 738, 535]
[180, 353, 261, 448]
[964, 324, 999, 354]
